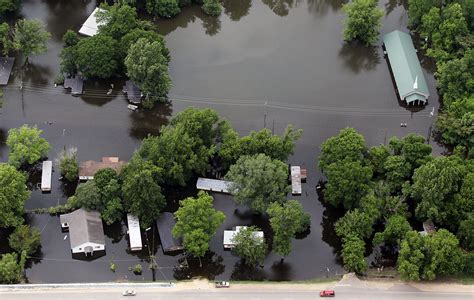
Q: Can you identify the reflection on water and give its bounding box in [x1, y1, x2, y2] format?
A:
[338, 43, 381, 74]
[173, 251, 225, 280]
[307, 0, 346, 16]
[222, 0, 252, 21]
[261, 0, 301, 16]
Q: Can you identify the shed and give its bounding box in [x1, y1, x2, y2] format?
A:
[127, 214, 142, 251]
[123, 80, 143, 104]
[79, 157, 126, 181]
[156, 212, 183, 253]
[383, 30, 429, 105]
[60, 209, 105, 255]
[63, 75, 84, 96]
[290, 166, 302, 195]
[41, 160, 52, 192]
[0, 57, 15, 86]
[78, 7, 107, 37]
[196, 177, 233, 194]
[223, 226, 264, 249]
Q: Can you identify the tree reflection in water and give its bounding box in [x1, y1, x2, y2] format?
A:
[222, 0, 252, 21]
[173, 251, 225, 280]
[307, 0, 347, 16]
[338, 43, 381, 74]
[261, 0, 301, 16]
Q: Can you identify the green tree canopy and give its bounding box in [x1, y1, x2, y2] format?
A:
[225, 154, 290, 213]
[6, 124, 51, 168]
[407, 0, 441, 27]
[97, 4, 140, 40]
[373, 214, 412, 245]
[232, 226, 267, 267]
[120, 28, 169, 61]
[0, 0, 21, 16]
[368, 145, 390, 176]
[125, 38, 171, 106]
[146, 0, 181, 17]
[341, 235, 367, 274]
[202, 0, 222, 16]
[398, 230, 425, 281]
[319, 127, 367, 171]
[0, 253, 23, 284]
[8, 225, 41, 256]
[388, 133, 432, 172]
[62, 30, 79, 47]
[172, 191, 225, 258]
[57, 147, 79, 182]
[13, 19, 50, 63]
[342, 0, 383, 45]
[0, 22, 13, 56]
[75, 33, 119, 79]
[267, 200, 310, 259]
[335, 208, 375, 240]
[458, 213, 474, 250]
[324, 159, 373, 209]
[0, 164, 30, 228]
[383, 155, 411, 192]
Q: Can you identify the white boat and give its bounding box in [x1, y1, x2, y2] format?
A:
[127, 104, 138, 111]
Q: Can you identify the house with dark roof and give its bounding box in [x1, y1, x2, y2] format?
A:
[156, 212, 183, 254]
[383, 30, 430, 106]
[60, 209, 105, 256]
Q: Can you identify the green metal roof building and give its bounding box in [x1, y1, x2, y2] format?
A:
[383, 30, 429, 105]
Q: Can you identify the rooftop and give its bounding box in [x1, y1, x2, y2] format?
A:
[156, 212, 183, 253]
[60, 209, 105, 250]
[79, 157, 126, 180]
[78, 7, 106, 37]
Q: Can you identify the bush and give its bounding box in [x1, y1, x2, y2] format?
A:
[202, 0, 222, 16]
[57, 147, 79, 182]
[8, 225, 41, 256]
[133, 264, 142, 274]
[62, 30, 79, 47]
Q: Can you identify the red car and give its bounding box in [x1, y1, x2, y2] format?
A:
[320, 290, 335, 297]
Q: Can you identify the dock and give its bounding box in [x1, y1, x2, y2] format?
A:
[78, 7, 106, 37]
[123, 80, 143, 104]
[196, 178, 233, 194]
[127, 214, 142, 251]
[63, 75, 84, 96]
[0, 57, 15, 86]
[41, 160, 52, 192]
[291, 166, 302, 195]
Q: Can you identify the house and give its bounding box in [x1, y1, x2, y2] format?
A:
[156, 212, 183, 254]
[60, 209, 105, 255]
[63, 75, 84, 96]
[78, 7, 107, 37]
[123, 80, 143, 104]
[196, 177, 233, 194]
[41, 160, 52, 192]
[127, 214, 142, 251]
[79, 157, 126, 181]
[383, 30, 430, 106]
[223, 226, 264, 249]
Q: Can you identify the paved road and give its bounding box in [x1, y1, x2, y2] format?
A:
[1, 286, 473, 300]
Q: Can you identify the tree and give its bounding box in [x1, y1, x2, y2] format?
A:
[122, 164, 165, 228]
[398, 230, 425, 281]
[13, 19, 50, 63]
[232, 226, 267, 267]
[335, 209, 374, 240]
[0, 22, 13, 57]
[62, 30, 79, 47]
[125, 38, 171, 106]
[368, 145, 390, 176]
[173, 191, 225, 259]
[319, 127, 367, 171]
[0, 0, 21, 16]
[146, 0, 180, 17]
[411, 156, 465, 223]
[202, 0, 222, 16]
[74, 181, 101, 210]
[267, 200, 310, 259]
[407, 0, 441, 27]
[75, 33, 119, 79]
[0, 253, 23, 284]
[57, 147, 79, 182]
[373, 214, 412, 245]
[458, 213, 474, 250]
[225, 154, 290, 213]
[8, 225, 41, 256]
[7, 124, 51, 168]
[383, 155, 411, 192]
[59, 46, 77, 76]
[97, 4, 140, 40]
[341, 235, 367, 274]
[341, 0, 383, 45]
[219, 125, 302, 168]
[93, 168, 123, 225]
[120, 28, 169, 61]
[388, 134, 432, 172]
[323, 159, 373, 209]
[0, 164, 30, 228]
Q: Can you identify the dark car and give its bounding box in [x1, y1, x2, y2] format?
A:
[320, 290, 335, 297]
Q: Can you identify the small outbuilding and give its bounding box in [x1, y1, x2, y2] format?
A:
[78, 7, 107, 37]
[79, 157, 126, 181]
[41, 160, 52, 192]
[60, 209, 105, 256]
[127, 214, 142, 251]
[383, 30, 429, 106]
[223, 226, 264, 249]
[156, 212, 183, 254]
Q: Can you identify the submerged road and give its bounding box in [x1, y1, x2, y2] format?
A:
[1, 285, 473, 300]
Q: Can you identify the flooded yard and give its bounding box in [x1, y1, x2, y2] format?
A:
[0, 0, 443, 282]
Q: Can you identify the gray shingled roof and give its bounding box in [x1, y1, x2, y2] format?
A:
[60, 209, 105, 249]
[156, 212, 183, 253]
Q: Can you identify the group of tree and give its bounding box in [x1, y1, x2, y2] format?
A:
[341, 0, 384, 45]
[405, 0, 473, 157]
[59, 4, 171, 107]
[118, 0, 222, 18]
[319, 127, 473, 278]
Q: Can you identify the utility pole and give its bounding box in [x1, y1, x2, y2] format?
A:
[263, 101, 267, 128]
[427, 107, 435, 144]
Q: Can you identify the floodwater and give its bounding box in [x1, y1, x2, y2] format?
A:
[0, 0, 443, 283]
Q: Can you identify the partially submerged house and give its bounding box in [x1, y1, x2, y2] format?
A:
[78, 7, 106, 37]
[60, 209, 105, 256]
[223, 226, 264, 249]
[383, 30, 429, 106]
[123, 80, 143, 104]
[63, 75, 84, 96]
[0, 57, 15, 86]
[196, 177, 233, 194]
[156, 212, 183, 254]
[79, 157, 126, 181]
[127, 214, 142, 251]
[41, 160, 52, 192]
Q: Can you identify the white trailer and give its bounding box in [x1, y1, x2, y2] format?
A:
[41, 160, 52, 192]
[127, 214, 143, 251]
[291, 166, 302, 195]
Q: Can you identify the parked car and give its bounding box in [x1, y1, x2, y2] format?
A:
[320, 290, 335, 297]
[215, 281, 230, 288]
[122, 290, 136, 296]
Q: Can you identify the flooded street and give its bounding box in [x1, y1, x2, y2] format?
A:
[0, 0, 443, 283]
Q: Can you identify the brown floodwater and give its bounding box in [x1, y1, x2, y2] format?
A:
[0, 0, 444, 283]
